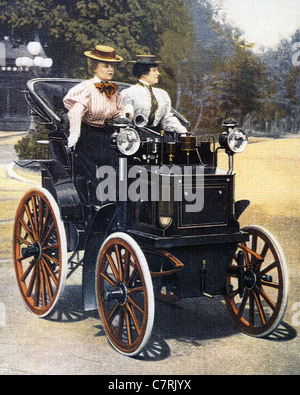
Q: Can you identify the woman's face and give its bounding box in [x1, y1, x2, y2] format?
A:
[94, 61, 115, 81]
[141, 67, 160, 85]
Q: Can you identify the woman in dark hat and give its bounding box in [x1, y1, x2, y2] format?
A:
[121, 55, 187, 135]
[63, 45, 124, 204]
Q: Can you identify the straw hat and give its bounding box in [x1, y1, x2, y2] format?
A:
[84, 45, 123, 62]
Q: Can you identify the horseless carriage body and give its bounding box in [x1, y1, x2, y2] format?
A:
[12, 78, 288, 356]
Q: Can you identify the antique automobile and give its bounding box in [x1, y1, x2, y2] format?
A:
[12, 78, 288, 356]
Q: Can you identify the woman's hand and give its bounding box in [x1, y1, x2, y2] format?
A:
[68, 132, 80, 148]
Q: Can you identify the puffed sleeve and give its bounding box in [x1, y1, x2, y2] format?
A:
[120, 87, 135, 119]
[63, 81, 90, 111]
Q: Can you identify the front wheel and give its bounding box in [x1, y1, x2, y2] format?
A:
[96, 232, 154, 356]
[225, 225, 288, 337]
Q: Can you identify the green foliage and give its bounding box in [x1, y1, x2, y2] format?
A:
[0, 0, 193, 84]
[14, 125, 50, 160]
[2, 0, 299, 137]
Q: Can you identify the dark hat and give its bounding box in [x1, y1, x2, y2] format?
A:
[84, 45, 123, 62]
[130, 55, 162, 64]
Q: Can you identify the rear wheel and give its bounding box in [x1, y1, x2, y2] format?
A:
[13, 188, 67, 317]
[225, 225, 288, 337]
[96, 232, 154, 356]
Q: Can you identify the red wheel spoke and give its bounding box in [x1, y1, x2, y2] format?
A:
[100, 272, 117, 287]
[26, 264, 37, 298]
[127, 286, 143, 294]
[42, 252, 59, 267]
[16, 235, 31, 246]
[106, 252, 119, 282]
[125, 303, 141, 335]
[40, 206, 50, 240]
[34, 263, 41, 307]
[252, 290, 267, 326]
[40, 263, 47, 308]
[251, 235, 258, 264]
[255, 285, 276, 310]
[125, 309, 132, 345]
[41, 260, 54, 299]
[249, 291, 255, 326]
[24, 203, 37, 240]
[127, 295, 144, 315]
[114, 244, 123, 282]
[260, 242, 269, 259]
[41, 257, 58, 287]
[19, 217, 35, 244]
[42, 243, 59, 252]
[128, 266, 138, 287]
[237, 289, 249, 320]
[38, 196, 43, 239]
[108, 303, 121, 324]
[258, 261, 278, 277]
[31, 196, 39, 238]
[123, 249, 130, 283]
[41, 222, 55, 247]
[21, 260, 35, 282]
[260, 280, 279, 289]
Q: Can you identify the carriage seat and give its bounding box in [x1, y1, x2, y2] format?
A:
[27, 78, 131, 171]
[27, 78, 130, 127]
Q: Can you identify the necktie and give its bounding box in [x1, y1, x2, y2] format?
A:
[139, 82, 158, 126]
[94, 82, 118, 99]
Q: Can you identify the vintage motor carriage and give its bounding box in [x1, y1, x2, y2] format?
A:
[12, 78, 289, 356]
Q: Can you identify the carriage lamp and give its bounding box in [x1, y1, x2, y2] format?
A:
[219, 127, 248, 154]
[111, 127, 141, 156]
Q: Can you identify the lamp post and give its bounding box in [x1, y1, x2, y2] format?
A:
[15, 41, 53, 132]
[15, 41, 53, 71]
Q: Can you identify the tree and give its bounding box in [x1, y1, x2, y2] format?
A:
[0, 0, 193, 87]
[258, 29, 300, 135]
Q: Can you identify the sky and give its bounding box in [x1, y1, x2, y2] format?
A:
[211, 0, 300, 52]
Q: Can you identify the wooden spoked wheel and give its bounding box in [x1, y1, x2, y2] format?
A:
[225, 226, 288, 337]
[13, 188, 67, 317]
[96, 233, 154, 356]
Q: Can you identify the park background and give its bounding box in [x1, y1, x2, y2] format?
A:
[0, 0, 299, 140]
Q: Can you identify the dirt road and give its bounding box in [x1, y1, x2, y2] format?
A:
[0, 134, 299, 375]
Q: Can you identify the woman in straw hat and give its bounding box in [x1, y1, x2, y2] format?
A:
[121, 55, 188, 136]
[63, 45, 124, 204]
[64, 45, 124, 149]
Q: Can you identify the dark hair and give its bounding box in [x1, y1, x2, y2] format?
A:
[87, 58, 101, 75]
[132, 63, 158, 79]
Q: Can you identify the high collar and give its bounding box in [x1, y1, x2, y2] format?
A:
[139, 79, 151, 86]
[92, 76, 111, 83]
[92, 76, 101, 83]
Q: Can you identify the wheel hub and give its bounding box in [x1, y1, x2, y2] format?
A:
[21, 241, 42, 261]
[102, 282, 127, 305]
[244, 269, 256, 289]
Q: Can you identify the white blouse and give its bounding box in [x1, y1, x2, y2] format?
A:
[121, 82, 187, 134]
[63, 76, 124, 135]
